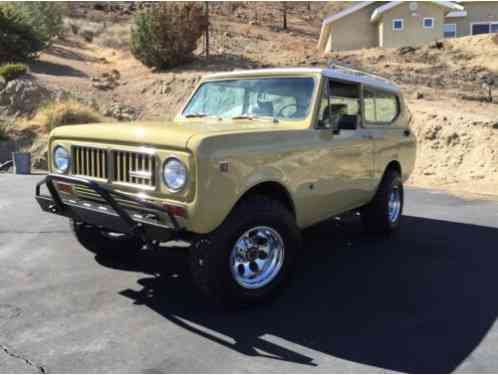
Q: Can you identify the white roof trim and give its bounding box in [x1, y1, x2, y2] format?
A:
[446, 10, 467, 18]
[322, 1, 376, 26]
[371, 1, 464, 22]
[205, 68, 323, 79]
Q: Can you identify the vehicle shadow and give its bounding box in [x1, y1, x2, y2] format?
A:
[96, 215, 498, 372]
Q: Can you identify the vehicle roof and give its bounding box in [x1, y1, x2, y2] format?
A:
[323, 67, 401, 94]
[203, 67, 401, 95]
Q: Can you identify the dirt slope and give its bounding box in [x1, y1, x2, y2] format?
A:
[17, 4, 498, 197]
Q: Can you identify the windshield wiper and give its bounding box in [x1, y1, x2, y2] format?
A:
[232, 115, 255, 120]
[185, 113, 208, 118]
[232, 115, 279, 123]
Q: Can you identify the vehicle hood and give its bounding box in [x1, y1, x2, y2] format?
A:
[50, 120, 285, 149]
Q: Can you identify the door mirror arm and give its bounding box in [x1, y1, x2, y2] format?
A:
[318, 116, 341, 134]
[331, 120, 340, 135]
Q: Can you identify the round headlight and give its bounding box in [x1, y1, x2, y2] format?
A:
[53, 146, 70, 173]
[163, 158, 187, 191]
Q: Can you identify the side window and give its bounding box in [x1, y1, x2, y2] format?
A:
[318, 79, 360, 130]
[364, 88, 399, 125]
[376, 93, 398, 123]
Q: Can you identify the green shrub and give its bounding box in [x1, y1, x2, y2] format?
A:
[0, 63, 28, 81]
[130, 2, 207, 69]
[0, 5, 48, 63]
[8, 2, 65, 42]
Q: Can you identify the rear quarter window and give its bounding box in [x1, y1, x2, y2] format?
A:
[364, 88, 400, 125]
[376, 93, 398, 123]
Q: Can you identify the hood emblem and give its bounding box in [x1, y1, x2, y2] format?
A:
[130, 170, 152, 180]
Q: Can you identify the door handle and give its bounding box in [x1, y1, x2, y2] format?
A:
[362, 134, 373, 140]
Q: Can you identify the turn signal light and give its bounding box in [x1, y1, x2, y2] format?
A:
[162, 204, 187, 218]
[55, 182, 74, 195]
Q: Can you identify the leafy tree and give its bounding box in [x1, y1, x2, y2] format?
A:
[0, 5, 47, 63]
[8, 2, 65, 42]
[130, 2, 208, 69]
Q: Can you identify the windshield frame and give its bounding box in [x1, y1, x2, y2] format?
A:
[177, 75, 320, 123]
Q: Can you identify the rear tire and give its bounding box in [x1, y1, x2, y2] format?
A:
[70, 220, 144, 257]
[189, 195, 301, 307]
[362, 169, 403, 235]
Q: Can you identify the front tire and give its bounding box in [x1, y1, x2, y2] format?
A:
[189, 196, 301, 307]
[362, 169, 404, 234]
[70, 220, 144, 257]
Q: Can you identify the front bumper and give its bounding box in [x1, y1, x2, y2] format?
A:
[35, 174, 184, 243]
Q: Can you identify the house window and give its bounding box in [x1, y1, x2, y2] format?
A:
[471, 22, 498, 35]
[393, 19, 404, 31]
[444, 23, 457, 38]
[423, 18, 434, 29]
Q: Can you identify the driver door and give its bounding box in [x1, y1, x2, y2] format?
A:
[314, 79, 375, 217]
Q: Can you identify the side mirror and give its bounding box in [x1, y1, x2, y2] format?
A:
[330, 118, 340, 135]
[319, 113, 340, 134]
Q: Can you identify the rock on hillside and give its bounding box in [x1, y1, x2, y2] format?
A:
[0, 78, 51, 119]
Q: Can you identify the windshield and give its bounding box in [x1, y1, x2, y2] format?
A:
[182, 77, 315, 121]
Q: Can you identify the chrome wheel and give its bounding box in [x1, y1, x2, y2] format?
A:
[388, 186, 402, 223]
[230, 226, 285, 290]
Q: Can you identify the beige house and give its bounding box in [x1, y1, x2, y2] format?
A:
[318, 1, 498, 52]
[445, 1, 498, 38]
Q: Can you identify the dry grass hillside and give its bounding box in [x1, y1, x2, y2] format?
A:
[4, 2, 498, 197]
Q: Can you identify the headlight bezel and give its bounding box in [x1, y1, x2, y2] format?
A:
[53, 145, 71, 174]
[162, 157, 188, 192]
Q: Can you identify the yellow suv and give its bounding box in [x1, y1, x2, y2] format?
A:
[36, 67, 416, 306]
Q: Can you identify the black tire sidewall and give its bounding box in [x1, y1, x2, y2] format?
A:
[191, 197, 301, 306]
[362, 170, 404, 234]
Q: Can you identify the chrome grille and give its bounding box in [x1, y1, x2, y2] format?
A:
[113, 150, 156, 188]
[71, 146, 156, 189]
[72, 146, 108, 179]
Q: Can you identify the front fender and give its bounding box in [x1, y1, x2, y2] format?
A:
[188, 159, 294, 234]
[185, 132, 307, 234]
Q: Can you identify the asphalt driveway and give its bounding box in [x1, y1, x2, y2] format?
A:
[1, 175, 498, 373]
